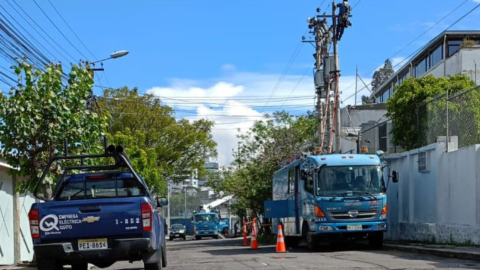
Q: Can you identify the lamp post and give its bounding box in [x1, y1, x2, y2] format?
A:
[87, 50, 129, 77]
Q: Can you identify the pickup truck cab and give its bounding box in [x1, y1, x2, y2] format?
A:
[28, 144, 168, 270]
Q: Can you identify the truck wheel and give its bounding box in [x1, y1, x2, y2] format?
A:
[71, 263, 88, 270]
[162, 243, 167, 268]
[195, 236, 201, 240]
[37, 257, 63, 270]
[368, 232, 384, 249]
[213, 235, 219, 239]
[144, 247, 162, 270]
[307, 232, 318, 251]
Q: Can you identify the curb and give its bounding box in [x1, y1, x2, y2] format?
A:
[384, 244, 480, 262]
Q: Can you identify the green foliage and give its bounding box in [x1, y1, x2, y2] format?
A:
[386, 74, 476, 150]
[361, 95, 371, 105]
[372, 59, 394, 92]
[208, 111, 317, 218]
[98, 88, 217, 196]
[168, 190, 203, 218]
[0, 61, 109, 193]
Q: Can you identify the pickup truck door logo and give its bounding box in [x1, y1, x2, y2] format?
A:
[82, 216, 100, 223]
[40, 214, 60, 232]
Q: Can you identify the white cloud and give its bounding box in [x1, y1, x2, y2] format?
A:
[146, 69, 369, 166]
[473, 0, 480, 3]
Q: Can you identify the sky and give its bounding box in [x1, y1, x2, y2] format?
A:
[1, 0, 480, 166]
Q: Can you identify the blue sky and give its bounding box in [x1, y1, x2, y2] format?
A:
[1, 0, 480, 165]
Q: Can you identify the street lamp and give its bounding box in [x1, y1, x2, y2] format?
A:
[87, 50, 129, 76]
[90, 50, 129, 65]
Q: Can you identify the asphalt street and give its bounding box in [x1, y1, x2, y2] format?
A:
[91, 237, 480, 270]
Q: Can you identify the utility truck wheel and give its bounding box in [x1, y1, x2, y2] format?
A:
[144, 247, 162, 270]
[368, 232, 384, 249]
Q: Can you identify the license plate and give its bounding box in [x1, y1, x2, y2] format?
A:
[78, 238, 108, 250]
[347, 224, 362, 231]
[175, 234, 179, 237]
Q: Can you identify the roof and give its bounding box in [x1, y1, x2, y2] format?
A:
[307, 154, 381, 166]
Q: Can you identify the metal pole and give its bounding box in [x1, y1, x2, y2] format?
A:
[167, 179, 171, 233]
[355, 66, 358, 106]
[446, 87, 449, 152]
[184, 179, 187, 218]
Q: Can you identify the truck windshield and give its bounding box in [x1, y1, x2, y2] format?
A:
[316, 165, 385, 197]
[194, 214, 218, 223]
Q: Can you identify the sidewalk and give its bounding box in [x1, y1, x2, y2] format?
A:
[384, 241, 480, 262]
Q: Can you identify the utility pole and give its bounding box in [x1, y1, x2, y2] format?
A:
[355, 66, 358, 106]
[332, 0, 342, 153]
[305, 1, 351, 154]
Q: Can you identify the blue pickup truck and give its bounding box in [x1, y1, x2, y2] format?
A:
[28, 143, 168, 270]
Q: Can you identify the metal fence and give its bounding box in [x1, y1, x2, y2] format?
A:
[417, 85, 480, 149]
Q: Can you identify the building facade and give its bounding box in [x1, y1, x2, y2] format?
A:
[373, 31, 480, 103]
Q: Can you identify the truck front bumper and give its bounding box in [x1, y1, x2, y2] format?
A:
[34, 238, 153, 262]
[315, 221, 387, 234]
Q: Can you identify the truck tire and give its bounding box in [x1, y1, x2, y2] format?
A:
[307, 232, 318, 251]
[93, 262, 115, 268]
[71, 263, 88, 270]
[36, 257, 63, 270]
[144, 247, 162, 270]
[162, 243, 167, 268]
[195, 236, 201, 240]
[213, 235, 219, 239]
[368, 232, 384, 249]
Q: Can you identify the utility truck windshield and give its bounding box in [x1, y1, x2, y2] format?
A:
[316, 165, 385, 197]
[194, 214, 219, 223]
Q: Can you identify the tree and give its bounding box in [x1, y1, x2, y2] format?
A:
[0, 61, 109, 195]
[361, 95, 371, 105]
[386, 74, 476, 150]
[372, 59, 394, 92]
[208, 111, 317, 218]
[97, 87, 217, 196]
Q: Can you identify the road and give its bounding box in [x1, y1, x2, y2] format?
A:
[94, 237, 480, 270]
[6, 237, 480, 270]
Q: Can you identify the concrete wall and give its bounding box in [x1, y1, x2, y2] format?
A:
[385, 140, 480, 244]
[427, 48, 480, 85]
[0, 163, 35, 266]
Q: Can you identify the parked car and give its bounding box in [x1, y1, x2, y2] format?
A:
[169, 224, 186, 240]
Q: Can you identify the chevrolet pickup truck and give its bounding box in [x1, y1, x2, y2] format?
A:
[28, 143, 168, 270]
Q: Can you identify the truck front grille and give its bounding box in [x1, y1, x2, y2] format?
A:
[328, 210, 377, 220]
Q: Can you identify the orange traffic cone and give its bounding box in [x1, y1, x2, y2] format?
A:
[243, 221, 248, 246]
[276, 224, 286, 253]
[250, 218, 258, 249]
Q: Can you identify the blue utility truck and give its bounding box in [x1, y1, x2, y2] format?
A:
[28, 142, 169, 270]
[192, 212, 222, 240]
[264, 152, 398, 250]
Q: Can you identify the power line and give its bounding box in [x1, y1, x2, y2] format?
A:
[31, 0, 88, 60]
[342, 0, 476, 103]
[10, 0, 77, 62]
[47, 0, 97, 59]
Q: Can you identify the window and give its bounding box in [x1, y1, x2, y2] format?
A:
[316, 166, 386, 196]
[288, 168, 295, 194]
[429, 44, 443, 68]
[418, 152, 429, 172]
[448, 40, 462, 57]
[415, 57, 427, 77]
[398, 71, 408, 85]
[304, 172, 314, 194]
[57, 176, 146, 200]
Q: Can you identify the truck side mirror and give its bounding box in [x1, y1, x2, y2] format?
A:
[392, 170, 399, 183]
[157, 197, 168, 207]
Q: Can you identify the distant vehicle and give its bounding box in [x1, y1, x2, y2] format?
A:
[28, 143, 168, 270]
[219, 218, 229, 235]
[192, 212, 220, 240]
[169, 224, 186, 240]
